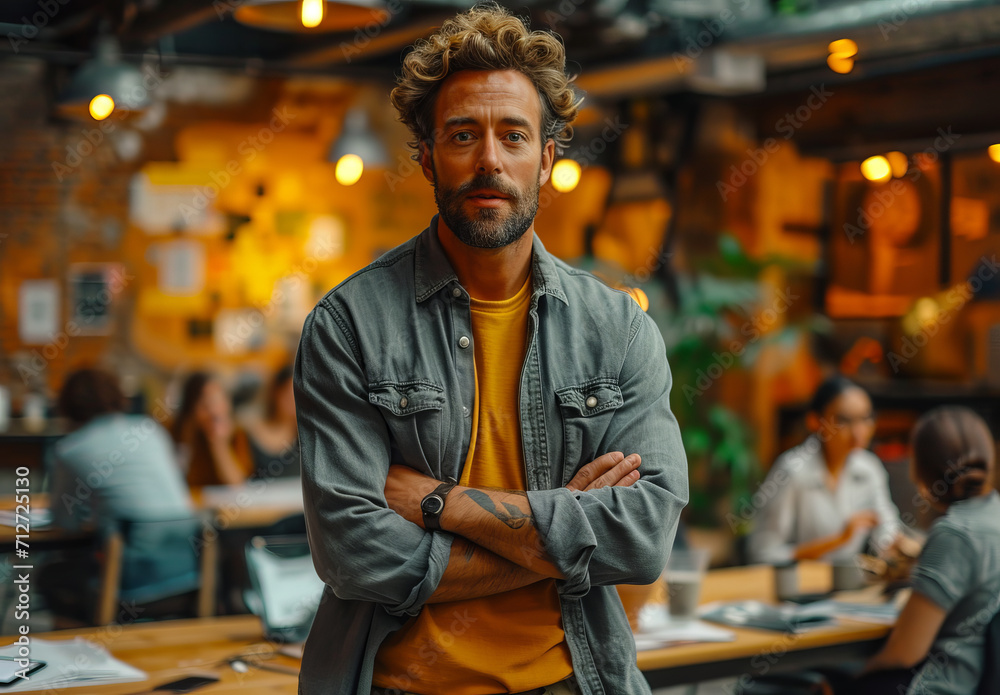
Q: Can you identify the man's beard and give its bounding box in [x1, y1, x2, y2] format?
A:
[433, 171, 540, 249]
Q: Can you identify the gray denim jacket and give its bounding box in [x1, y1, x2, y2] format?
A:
[294, 218, 688, 695]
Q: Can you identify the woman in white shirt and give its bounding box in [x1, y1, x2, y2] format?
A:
[748, 376, 901, 564]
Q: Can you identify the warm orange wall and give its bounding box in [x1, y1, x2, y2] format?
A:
[0, 62, 613, 409]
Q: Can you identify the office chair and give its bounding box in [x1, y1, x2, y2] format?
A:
[976, 606, 1000, 695]
[96, 515, 218, 625]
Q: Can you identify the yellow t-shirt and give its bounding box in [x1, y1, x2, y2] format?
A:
[373, 274, 573, 694]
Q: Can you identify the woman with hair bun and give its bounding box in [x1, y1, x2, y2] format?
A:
[748, 375, 902, 563]
[830, 406, 999, 694]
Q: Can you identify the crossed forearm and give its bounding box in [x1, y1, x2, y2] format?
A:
[427, 537, 546, 602]
[439, 485, 562, 578]
[383, 454, 642, 597]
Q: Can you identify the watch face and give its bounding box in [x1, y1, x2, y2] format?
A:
[421, 495, 444, 515]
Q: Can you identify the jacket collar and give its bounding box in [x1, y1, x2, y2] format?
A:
[414, 215, 568, 306]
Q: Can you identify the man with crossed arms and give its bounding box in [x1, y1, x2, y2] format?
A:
[294, 5, 687, 694]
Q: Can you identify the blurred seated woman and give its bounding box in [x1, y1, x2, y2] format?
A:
[243, 365, 299, 480]
[830, 406, 1000, 694]
[40, 368, 195, 622]
[172, 372, 252, 487]
[748, 375, 901, 564]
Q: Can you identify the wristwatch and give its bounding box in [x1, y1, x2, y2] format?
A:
[420, 480, 457, 531]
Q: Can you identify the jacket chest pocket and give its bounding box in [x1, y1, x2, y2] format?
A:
[369, 380, 447, 476]
[556, 379, 623, 484]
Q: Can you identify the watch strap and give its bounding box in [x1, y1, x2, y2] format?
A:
[422, 481, 456, 531]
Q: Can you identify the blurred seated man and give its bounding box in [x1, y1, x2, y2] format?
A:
[40, 368, 196, 623]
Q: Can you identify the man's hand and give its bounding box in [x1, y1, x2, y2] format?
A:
[565, 452, 641, 492]
[384, 465, 439, 527]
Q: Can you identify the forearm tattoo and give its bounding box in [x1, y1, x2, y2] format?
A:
[464, 489, 533, 530]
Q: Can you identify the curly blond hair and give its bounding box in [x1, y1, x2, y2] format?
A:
[391, 3, 581, 156]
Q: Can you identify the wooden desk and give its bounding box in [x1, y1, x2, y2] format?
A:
[638, 563, 892, 688]
[0, 494, 94, 553]
[191, 480, 303, 531]
[0, 563, 889, 692]
[0, 615, 297, 694]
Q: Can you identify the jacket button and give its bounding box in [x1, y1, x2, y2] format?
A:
[586, 396, 598, 408]
[458, 336, 470, 349]
[399, 397, 408, 409]
[452, 287, 462, 298]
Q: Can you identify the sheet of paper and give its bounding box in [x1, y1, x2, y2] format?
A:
[634, 604, 736, 650]
[0, 637, 146, 691]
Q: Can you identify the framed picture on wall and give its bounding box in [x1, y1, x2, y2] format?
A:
[825, 158, 942, 318]
[18, 279, 60, 344]
[69, 263, 122, 335]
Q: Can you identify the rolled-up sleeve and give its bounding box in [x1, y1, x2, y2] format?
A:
[527, 309, 688, 598]
[295, 301, 452, 616]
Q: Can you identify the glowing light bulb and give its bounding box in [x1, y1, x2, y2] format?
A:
[89, 94, 115, 120]
[335, 154, 364, 186]
[989, 144, 1000, 164]
[551, 159, 581, 193]
[827, 38, 858, 74]
[301, 0, 324, 28]
[886, 151, 908, 178]
[861, 155, 891, 183]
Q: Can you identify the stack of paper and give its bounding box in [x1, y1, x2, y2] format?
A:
[700, 600, 836, 633]
[0, 637, 146, 692]
[634, 604, 736, 651]
[817, 600, 900, 625]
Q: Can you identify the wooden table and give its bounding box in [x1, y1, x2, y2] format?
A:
[0, 615, 297, 693]
[190, 480, 303, 531]
[638, 562, 892, 688]
[0, 562, 890, 692]
[0, 494, 95, 553]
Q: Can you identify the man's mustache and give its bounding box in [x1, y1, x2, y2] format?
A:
[455, 175, 520, 199]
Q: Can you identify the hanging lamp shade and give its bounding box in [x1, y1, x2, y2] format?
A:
[233, 0, 390, 33]
[328, 109, 388, 166]
[57, 36, 152, 119]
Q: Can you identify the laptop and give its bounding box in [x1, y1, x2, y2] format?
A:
[244, 534, 324, 643]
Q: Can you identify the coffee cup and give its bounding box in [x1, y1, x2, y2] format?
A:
[773, 561, 799, 601]
[664, 548, 710, 621]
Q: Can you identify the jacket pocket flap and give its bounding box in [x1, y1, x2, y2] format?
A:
[369, 381, 445, 416]
[556, 380, 623, 416]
